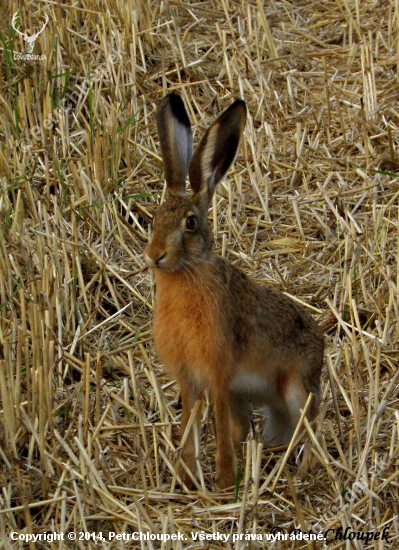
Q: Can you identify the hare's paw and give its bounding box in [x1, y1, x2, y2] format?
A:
[230, 395, 252, 442]
[178, 464, 197, 490]
[217, 467, 236, 489]
[216, 454, 236, 489]
[178, 452, 197, 490]
[231, 418, 250, 442]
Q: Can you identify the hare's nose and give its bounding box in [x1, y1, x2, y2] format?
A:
[144, 248, 166, 268]
[155, 252, 166, 266]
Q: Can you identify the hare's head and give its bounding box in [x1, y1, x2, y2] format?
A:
[144, 94, 246, 272]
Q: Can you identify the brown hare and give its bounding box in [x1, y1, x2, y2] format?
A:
[144, 93, 324, 489]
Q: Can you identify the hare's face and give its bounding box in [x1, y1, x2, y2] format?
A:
[144, 196, 212, 272]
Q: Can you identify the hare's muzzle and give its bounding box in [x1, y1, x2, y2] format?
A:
[144, 244, 166, 268]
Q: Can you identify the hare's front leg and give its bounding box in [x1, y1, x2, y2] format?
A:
[214, 387, 236, 488]
[178, 381, 202, 489]
[230, 392, 252, 442]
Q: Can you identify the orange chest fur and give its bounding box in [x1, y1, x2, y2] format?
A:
[152, 270, 222, 379]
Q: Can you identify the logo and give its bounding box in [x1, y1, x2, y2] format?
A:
[11, 10, 49, 61]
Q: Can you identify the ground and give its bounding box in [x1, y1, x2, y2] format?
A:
[0, 1, 398, 548]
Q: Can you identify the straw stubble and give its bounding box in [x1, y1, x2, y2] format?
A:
[0, 0, 398, 548]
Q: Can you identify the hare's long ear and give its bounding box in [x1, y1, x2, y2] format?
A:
[189, 99, 246, 210]
[156, 93, 193, 196]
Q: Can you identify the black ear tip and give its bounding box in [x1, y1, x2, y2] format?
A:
[219, 99, 247, 125]
[232, 99, 247, 116]
[158, 93, 191, 128]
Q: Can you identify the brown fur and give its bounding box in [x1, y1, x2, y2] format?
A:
[144, 94, 324, 489]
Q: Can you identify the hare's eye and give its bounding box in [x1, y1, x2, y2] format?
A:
[185, 215, 197, 232]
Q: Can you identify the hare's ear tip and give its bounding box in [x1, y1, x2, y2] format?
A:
[157, 93, 190, 128]
[164, 92, 181, 99]
[220, 99, 247, 127]
[233, 98, 246, 107]
[231, 99, 247, 116]
[159, 92, 182, 105]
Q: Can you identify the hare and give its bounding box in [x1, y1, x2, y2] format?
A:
[144, 93, 324, 489]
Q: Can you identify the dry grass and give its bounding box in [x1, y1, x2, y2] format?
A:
[1, 0, 399, 548]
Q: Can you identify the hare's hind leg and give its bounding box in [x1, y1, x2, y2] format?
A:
[284, 371, 320, 430]
[178, 381, 203, 489]
[262, 372, 318, 447]
[285, 372, 321, 471]
[261, 402, 294, 446]
[261, 372, 310, 446]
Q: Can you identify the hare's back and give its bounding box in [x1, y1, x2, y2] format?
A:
[215, 258, 324, 367]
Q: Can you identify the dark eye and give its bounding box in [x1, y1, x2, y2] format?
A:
[185, 215, 197, 231]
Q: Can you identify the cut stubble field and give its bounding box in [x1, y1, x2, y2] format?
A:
[0, 0, 399, 548]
